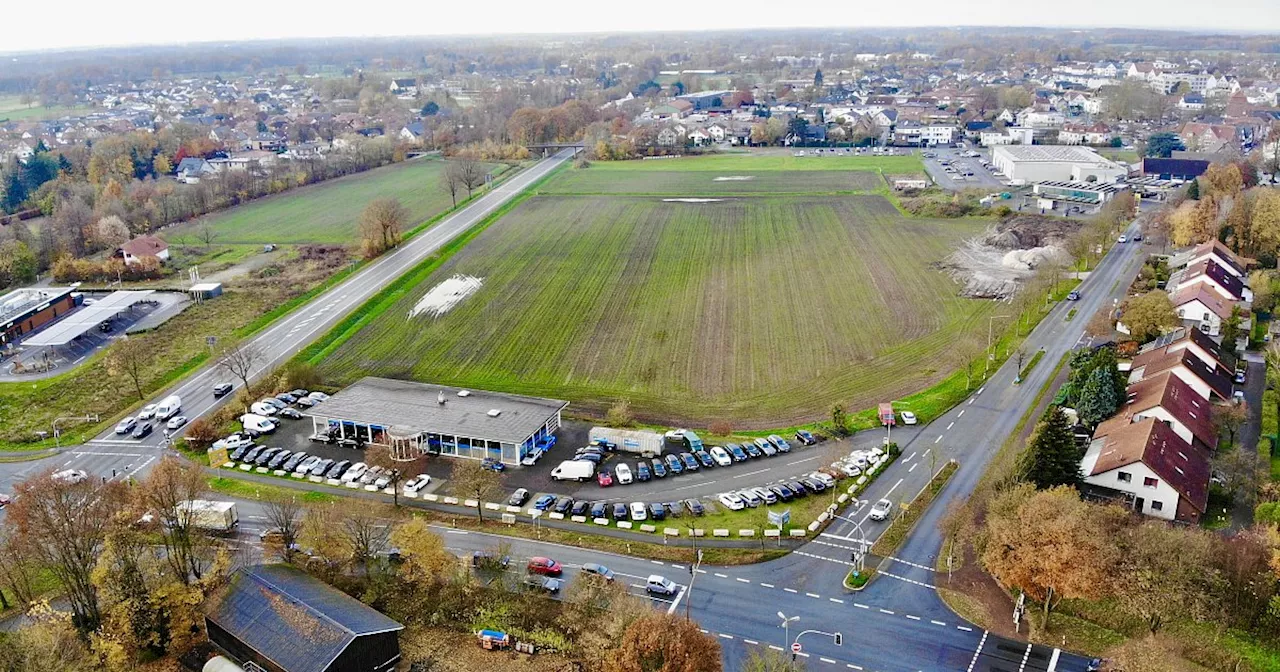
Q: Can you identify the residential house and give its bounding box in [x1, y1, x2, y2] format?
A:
[390, 78, 419, 96]
[1179, 93, 1206, 111]
[174, 157, 215, 184]
[687, 127, 710, 146]
[1136, 327, 1228, 373]
[922, 124, 955, 145]
[399, 121, 426, 143]
[1128, 347, 1233, 401]
[1171, 240, 1247, 279]
[656, 126, 682, 147]
[1081, 417, 1210, 523]
[119, 236, 170, 266]
[1179, 122, 1238, 154]
[1168, 259, 1252, 303]
[706, 124, 728, 143]
[1170, 285, 1237, 337]
[1095, 371, 1218, 452]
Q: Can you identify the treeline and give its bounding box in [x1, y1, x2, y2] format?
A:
[1166, 161, 1280, 267]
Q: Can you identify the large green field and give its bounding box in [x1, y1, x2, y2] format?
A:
[163, 158, 494, 245]
[316, 189, 997, 426]
[0, 95, 93, 121]
[542, 169, 883, 194]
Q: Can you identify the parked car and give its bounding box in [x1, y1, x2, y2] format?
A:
[275, 393, 298, 404]
[403, 474, 432, 495]
[743, 442, 762, 459]
[648, 502, 666, 521]
[289, 389, 309, 398]
[115, 417, 138, 435]
[629, 501, 648, 521]
[680, 452, 699, 471]
[307, 392, 330, 402]
[213, 383, 234, 397]
[581, 563, 615, 582]
[533, 494, 556, 511]
[650, 458, 667, 478]
[798, 477, 825, 493]
[268, 450, 293, 469]
[132, 422, 154, 439]
[684, 498, 705, 515]
[767, 434, 791, 452]
[340, 462, 369, 483]
[590, 501, 608, 518]
[282, 452, 308, 471]
[277, 408, 303, 420]
[727, 444, 748, 462]
[635, 462, 651, 481]
[570, 500, 590, 516]
[254, 447, 281, 466]
[646, 575, 678, 596]
[509, 488, 530, 506]
[228, 444, 253, 461]
[694, 450, 715, 468]
[737, 489, 762, 507]
[374, 469, 397, 489]
[900, 411, 918, 425]
[752, 487, 777, 504]
[553, 497, 575, 514]
[709, 446, 732, 466]
[869, 498, 894, 521]
[809, 471, 836, 488]
[359, 466, 384, 485]
[612, 503, 629, 520]
[481, 458, 505, 472]
[326, 460, 351, 479]
[296, 397, 316, 408]
[794, 430, 817, 446]
[294, 456, 321, 474]
[166, 415, 188, 430]
[753, 438, 774, 456]
[526, 557, 563, 577]
[576, 451, 604, 464]
[214, 433, 254, 451]
[309, 459, 334, 477]
[769, 484, 795, 501]
[615, 463, 633, 484]
[718, 493, 746, 511]
[524, 575, 563, 593]
[1234, 369, 1246, 384]
[597, 470, 614, 487]
[664, 453, 684, 474]
[250, 401, 279, 416]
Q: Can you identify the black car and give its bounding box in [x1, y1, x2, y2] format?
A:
[590, 501, 608, 518]
[282, 452, 307, 471]
[648, 503, 666, 521]
[662, 502, 682, 518]
[799, 477, 825, 493]
[787, 480, 809, 496]
[277, 408, 303, 420]
[680, 452, 699, 471]
[743, 443, 762, 458]
[326, 460, 351, 479]
[650, 458, 667, 478]
[229, 444, 254, 461]
[268, 450, 293, 469]
[553, 497, 575, 514]
[213, 383, 234, 397]
[664, 453, 684, 474]
[636, 462, 652, 481]
[685, 498, 705, 515]
[769, 484, 794, 502]
[255, 447, 281, 466]
[289, 388, 310, 398]
[694, 451, 715, 468]
[612, 503, 628, 520]
[276, 393, 299, 404]
[794, 430, 817, 446]
[242, 446, 265, 464]
[132, 422, 154, 439]
[570, 500, 591, 516]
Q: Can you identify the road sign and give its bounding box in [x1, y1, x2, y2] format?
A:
[768, 509, 791, 527]
[791, 643, 802, 653]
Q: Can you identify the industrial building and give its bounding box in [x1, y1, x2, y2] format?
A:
[1031, 181, 1128, 205]
[305, 377, 567, 464]
[205, 564, 403, 672]
[0, 287, 78, 344]
[991, 145, 1127, 184]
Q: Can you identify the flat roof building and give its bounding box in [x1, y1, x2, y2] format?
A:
[1032, 180, 1128, 205]
[0, 286, 77, 345]
[306, 377, 567, 464]
[992, 145, 1127, 184]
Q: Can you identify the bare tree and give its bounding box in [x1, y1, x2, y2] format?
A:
[357, 197, 407, 258]
[105, 336, 148, 400]
[450, 459, 504, 521]
[442, 161, 463, 208]
[198, 221, 219, 248]
[215, 341, 262, 408]
[456, 156, 487, 198]
[366, 446, 420, 507]
[341, 500, 392, 568]
[263, 497, 305, 562]
[140, 456, 216, 583]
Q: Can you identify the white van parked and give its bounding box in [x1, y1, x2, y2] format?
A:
[155, 395, 182, 420]
[239, 414, 277, 434]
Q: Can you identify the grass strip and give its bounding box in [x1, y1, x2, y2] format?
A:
[844, 567, 876, 589]
[1019, 350, 1045, 381]
[870, 460, 959, 557]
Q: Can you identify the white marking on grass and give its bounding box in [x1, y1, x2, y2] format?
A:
[408, 274, 483, 318]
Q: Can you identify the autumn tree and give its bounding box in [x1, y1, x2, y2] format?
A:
[1019, 406, 1082, 488]
[1199, 162, 1243, 200]
[1116, 522, 1218, 635]
[91, 215, 130, 249]
[741, 648, 807, 672]
[1213, 400, 1249, 450]
[1120, 291, 1178, 343]
[1249, 188, 1280, 260]
[1169, 196, 1218, 246]
[105, 336, 149, 400]
[366, 445, 417, 507]
[389, 516, 453, 583]
[263, 496, 305, 562]
[981, 484, 1124, 627]
[449, 459, 504, 521]
[0, 603, 98, 671]
[0, 526, 39, 610]
[140, 456, 215, 584]
[358, 196, 407, 258]
[604, 611, 723, 672]
[214, 340, 262, 408]
[5, 471, 129, 632]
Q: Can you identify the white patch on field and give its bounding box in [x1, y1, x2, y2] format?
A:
[662, 198, 725, 203]
[408, 274, 483, 319]
[713, 175, 755, 181]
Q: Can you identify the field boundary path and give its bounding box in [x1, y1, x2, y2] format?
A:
[0, 148, 576, 493]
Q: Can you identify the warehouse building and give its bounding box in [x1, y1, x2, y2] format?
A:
[305, 377, 568, 464]
[1032, 181, 1129, 205]
[0, 286, 77, 344]
[992, 145, 1127, 184]
[206, 564, 403, 672]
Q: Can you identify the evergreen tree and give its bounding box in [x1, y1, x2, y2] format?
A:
[1088, 346, 1127, 402]
[1019, 406, 1082, 488]
[1078, 366, 1121, 427]
[2, 168, 28, 212]
[1187, 179, 1200, 200]
[814, 69, 824, 87]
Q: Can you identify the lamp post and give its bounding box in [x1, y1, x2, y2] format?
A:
[830, 499, 871, 573]
[777, 611, 799, 652]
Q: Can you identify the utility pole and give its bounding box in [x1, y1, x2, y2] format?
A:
[686, 549, 703, 621]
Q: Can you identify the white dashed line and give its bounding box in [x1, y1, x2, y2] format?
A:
[796, 652, 810, 658]
[966, 630, 990, 672]
[923, 448, 931, 458]
[935, 436, 942, 443]
[879, 570, 938, 589]
[736, 578, 750, 583]
[769, 645, 784, 652]
[879, 609, 895, 615]
[909, 463, 918, 472]
[821, 658, 837, 664]
[906, 615, 921, 621]
[718, 634, 734, 640]
[847, 665, 863, 670]
[733, 468, 771, 479]
[887, 556, 936, 572]
[651, 560, 665, 565]
[784, 588, 798, 593]
[696, 569, 707, 574]
[744, 639, 759, 645]
[957, 626, 974, 632]
[715, 573, 729, 578]
[829, 598, 844, 604]
[854, 603, 869, 609]
[700, 629, 709, 634]
[968, 398, 974, 405]
[931, 620, 947, 626]
[671, 565, 684, 570]
[958, 410, 965, 417]
[947, 422, 954, 430]
[806, 593, 821, 599]
[760, 583, 775, 588]
[977, 386, 985, 394]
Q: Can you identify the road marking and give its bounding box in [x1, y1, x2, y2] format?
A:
[887, 556, 935, 572]
[820, 532, 861, 542]
[879, 570, 937, 589]
[885, 478, 904, 498]
[829, 598, 844, 604]
[909, 463, 917, 473]
[946, 422, 954, 430]
[744, 639, 759, 645]
[847, 665, 862, 670]
[714, 573, 728, 578]
[958, 410, 965, 418]
[667, 587, 686, 615]
[769, 645, 784, 652]
[796, 652, 809, 658]
[784, 588, 798, 593]
[906, 615, 921, 621]
[695, 569, 707, 574]
[923, 448, 931, 458]
[854, 603, 869, 609]
[718, 633, 734, 640]
[879, 608, 895, 614]
[70, 451, 145, 457]
[671, 483, 705, 492]
[650, 560, 665, 565]
[671, 565, 684, 570]
[445, 530, 468, 535]
[786, 456, 819, 466]
[736, 578, 750, 583]
[931, 620, 947, 626]
[904, 451, 916, 463]
[733, 468, 770, 479]
[1018, 642, 1033, 672]
[794, 550, 855, 567]
[821, 658, 837, 664]
[957, 626, 973, 632]
[806, 593, 820, 599]
[1047, 648, 1062, 672]
[759, 583, 775, 588]
[967, 398, 974, 405]
[966, 630, 989, 672]
[934, 436, 942, 443]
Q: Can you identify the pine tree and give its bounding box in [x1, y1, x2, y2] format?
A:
[1078, 366, 1121, 427]
[1019, 406, 1082, 488]
[1187, 179, 1200, 200]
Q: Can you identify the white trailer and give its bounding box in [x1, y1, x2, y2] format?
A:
[589, 427, 663, 458]
[176, 500, 239, 534]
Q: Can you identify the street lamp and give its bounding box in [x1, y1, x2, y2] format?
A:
[777, 611, 799, 651]
[830, 500, 871, 573]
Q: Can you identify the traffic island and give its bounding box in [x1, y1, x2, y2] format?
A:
[843, 567, 877, 591]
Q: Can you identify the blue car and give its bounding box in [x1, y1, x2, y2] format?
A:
[694, 451, 715, 468]
[664, 453, 684, 474]
[536, 435, 557, 451]
[650, 458, 667, 478]
[533, 494, 556, 511]
[481, 458, 506, 472]
[680, 452, 700, 471]
[728, 444, 748, 462]
[636, 462, 652, 481]
[794, 430, 816, 446]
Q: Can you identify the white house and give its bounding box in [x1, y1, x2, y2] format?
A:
[1129, 346, 1233, 402]
[1170, 285, 1237, 337]
[1170, 240, 1246, 279]
[1167, 259, 1252, 303]
[922, 125, 955, 145]
[1095, 371, 1218, 452]
[119, 236, 170, 266]
[1081, 417, 1210, 523]
[687, 127, 710, 146]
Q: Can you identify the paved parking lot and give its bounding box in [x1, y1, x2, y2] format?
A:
[920, 145, 1009, 191]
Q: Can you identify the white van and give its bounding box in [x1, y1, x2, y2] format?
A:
[239, 414, 277, 434]
[155, 395, 182, 420]
[550, 460, 595, 482]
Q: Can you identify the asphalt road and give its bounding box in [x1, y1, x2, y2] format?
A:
[0, 149, 576, 497]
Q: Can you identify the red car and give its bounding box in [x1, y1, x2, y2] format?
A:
[597, 471, 613, 487]
[527, 556, 563, 577]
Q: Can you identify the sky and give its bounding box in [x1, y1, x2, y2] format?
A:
[6, 0, 1279, 54]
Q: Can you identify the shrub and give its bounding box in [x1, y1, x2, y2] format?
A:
[182, 418, 219, 448]
[708, 420, 732, 436]
[605, 399, 633, 426]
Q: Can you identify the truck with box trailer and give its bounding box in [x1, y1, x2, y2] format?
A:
[590, 427, 663, 458]
[176, 500, 239, 534]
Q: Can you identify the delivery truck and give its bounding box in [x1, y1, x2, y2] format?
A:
[155, 395, 182, 420]
[176, 499, 239, 534]
[589, 427, 663, 458]
[550, 460, 596, 482]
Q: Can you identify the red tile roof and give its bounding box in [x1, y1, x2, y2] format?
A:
[1088, 417, 1209, 513]
[1169, 284, 1236, 321]
[1130, 347, 1232, 400]
[120, 235, 168, 258]
[1097, 371, 1217, 451]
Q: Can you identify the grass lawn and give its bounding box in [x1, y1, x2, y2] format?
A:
[316, 193, 997, 427]
[543, 167, 884, 194]
[162, 158, 499, 245]
[1262, 389, 1279, 481]
[0, 95, 93, 121]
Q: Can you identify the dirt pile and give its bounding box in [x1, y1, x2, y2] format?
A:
[940, 215, 1080, 299]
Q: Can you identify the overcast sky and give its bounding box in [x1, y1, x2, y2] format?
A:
[7, 0, 1279, 54]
